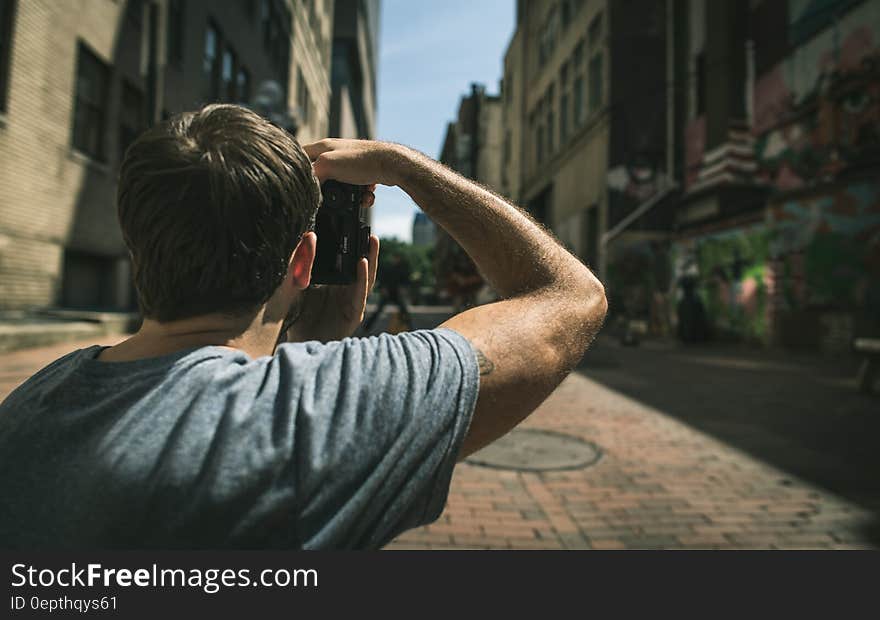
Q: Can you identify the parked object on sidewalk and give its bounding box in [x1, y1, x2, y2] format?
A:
[677, 277, 708, 344]
[854, 338, 880, 394]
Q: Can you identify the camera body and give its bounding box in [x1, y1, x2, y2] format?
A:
[311, 180, 371, 285]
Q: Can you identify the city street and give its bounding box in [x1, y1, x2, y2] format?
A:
[2, 318, 878, 550]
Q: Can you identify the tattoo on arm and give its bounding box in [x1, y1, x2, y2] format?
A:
[475, 348, 495, 376]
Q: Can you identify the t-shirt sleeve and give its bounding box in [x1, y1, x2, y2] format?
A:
[272, 327, 479, 549]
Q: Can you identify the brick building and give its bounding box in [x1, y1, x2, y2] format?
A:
[501, 0, 674, 281]
[603, 0, 880, 351]
[0, 0, 334, 312]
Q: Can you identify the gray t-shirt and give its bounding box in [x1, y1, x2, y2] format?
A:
[0, 328, 479, 549]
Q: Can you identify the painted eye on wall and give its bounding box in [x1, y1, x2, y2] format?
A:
[841, 91, 869, 114]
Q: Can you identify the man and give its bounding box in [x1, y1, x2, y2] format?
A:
[0, 105, 607, 549]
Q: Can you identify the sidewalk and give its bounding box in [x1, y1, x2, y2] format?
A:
[0, 310, 138, 354]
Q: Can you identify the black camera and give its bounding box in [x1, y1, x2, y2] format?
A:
[311, 180, 371, 285]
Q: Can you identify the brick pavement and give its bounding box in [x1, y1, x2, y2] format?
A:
[387, 341, 880, 550]
[2, 335, 878, 550]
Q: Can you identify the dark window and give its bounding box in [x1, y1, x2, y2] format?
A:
[126, 0, 143, 28]
[561, 0, 572, 27]
[546, 85, 555, 155]
[167, 0, 185, 64]
[119, 81, 145, 160]
[560, 92, 569, 143]
[260, 0, 271, 44]
[573, 75, 584, 126]
[221, 47, 236, 101]
[203, 22, 220, 101]
[0, 0, 17, 114]
[695, 50, 706, 116]
[588, 12, 603, 48]
[243, 0, 256, 20]
[72, 42, 110, 161]
[572, 39, 584, 68]
[536, 123, 544, 164]
[297, 68, 310, 124]
[236, 67, 250, 103]
[588, 53, 602, 112]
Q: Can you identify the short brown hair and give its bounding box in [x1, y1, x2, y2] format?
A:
[117, 104, 320, 322]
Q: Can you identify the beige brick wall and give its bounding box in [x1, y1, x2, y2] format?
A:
[0, 0, 335, 310]
[0, 0, 128, 310]
[290, 0, 334, 143]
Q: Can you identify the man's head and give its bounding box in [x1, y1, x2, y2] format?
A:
[117, 104, 320, 324]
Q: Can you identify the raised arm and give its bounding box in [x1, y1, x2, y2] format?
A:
[304, 140, 607, 459]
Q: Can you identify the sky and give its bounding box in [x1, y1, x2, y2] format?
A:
[371, 0, 516, 241]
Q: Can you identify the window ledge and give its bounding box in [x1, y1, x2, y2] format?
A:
[68, 148, 110, 175]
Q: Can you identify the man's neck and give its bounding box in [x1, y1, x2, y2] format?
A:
[98, 312, 282, 362]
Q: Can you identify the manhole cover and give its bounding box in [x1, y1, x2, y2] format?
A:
[466, 429, 601, 472]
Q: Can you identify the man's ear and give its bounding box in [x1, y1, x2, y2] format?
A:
[289, 232, 316, 290]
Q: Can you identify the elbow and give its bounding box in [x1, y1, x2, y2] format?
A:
[583, 271, 608, 325]
[576, 273, 608, 349]
[594, 279, 609, 323]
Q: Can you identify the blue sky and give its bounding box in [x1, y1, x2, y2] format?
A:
[371, 0, 515, 241]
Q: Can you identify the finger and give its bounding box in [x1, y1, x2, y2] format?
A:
[367, 235, 380, 292]
[352, 257, 369, 322]
[361, 190, 375, 208]
[311, 152, 335, 182]
[302, 140, 334, 161]
[367, 184, 377, 192]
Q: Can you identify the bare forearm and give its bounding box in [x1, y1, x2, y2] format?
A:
[392, 145, 600, 301]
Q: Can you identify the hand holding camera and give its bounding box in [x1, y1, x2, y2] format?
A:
[286, 140, 386, 343]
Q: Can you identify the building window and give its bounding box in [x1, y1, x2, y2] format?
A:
[221, 47, 236, 101]
[546, 86, 555, 156]
[297, 68, 310, 125]
[588, 12, 603, 48]
[536, 123, 544, 165]
[561, 0, 572, 28]
[236, 67, 250, 104]
[0, 0, 17, 114]
[126, 0, 143, 28]
[167, 0, 185, 64]
[203, 22, 220, 101]
[695, 51, 706, 116]
[588, 53, 603, 112]
[559, 62, 570, 144]
[72, 42, 110, 161]
[119, 81, 145, 160]
[560, 92, 569, 144]
[538, 5, 560, 67]
[573, 75, 584, 127]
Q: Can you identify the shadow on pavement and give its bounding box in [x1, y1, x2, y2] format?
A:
[577, 336, 880, 543]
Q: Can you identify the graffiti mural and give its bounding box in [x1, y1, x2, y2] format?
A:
[753, 2, 880, 189]
[770, 181, 880, 317]
[673, 223, 774, 343]
[672, 180, 880, 345]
